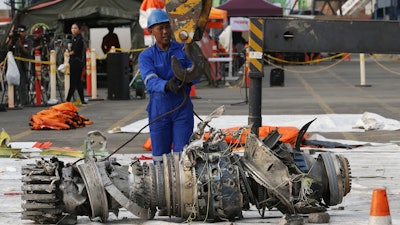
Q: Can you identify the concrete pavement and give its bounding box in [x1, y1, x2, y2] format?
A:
[1, 58, 400, 224]
[2, 58, 400, 152]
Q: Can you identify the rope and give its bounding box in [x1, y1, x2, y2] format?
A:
[369, 54, 400, 76]
[104, 87, 190, 161]
[229, 53, 350, 88]
[266, 53, 349, 65]
[13, 56, 51, 65]
[265, 54, 349, 74]
[95, 47, 147, 60]
[4, 46, 148, 65]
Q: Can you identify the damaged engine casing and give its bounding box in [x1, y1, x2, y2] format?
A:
[21, 106, 351, 224]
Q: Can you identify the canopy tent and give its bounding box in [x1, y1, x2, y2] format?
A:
[207, 7, 228, 29]
[5, 0, 144, 49]
[217, 0, 283, 17]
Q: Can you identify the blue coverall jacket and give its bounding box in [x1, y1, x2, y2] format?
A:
[138, 41, 195, 161]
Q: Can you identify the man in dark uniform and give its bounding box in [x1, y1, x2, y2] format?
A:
[101, 25, 121, 54]
[9, 25, 31, 105]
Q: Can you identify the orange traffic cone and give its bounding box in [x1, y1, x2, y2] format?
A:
[190, 85, 200, 99]
[368, 188, 392, 225]
[305, 53, 310, 62]
[143, 137, 152, 151]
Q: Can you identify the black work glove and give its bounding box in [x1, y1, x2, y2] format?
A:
[165, 77, 182, 94]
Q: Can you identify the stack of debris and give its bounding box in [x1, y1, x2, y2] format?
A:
[30, 102, 92, 130]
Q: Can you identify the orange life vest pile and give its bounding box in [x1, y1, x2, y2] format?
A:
[142, 125, 308, 151]
[30, 102, 93, 130]
[203, 126, 306, 146]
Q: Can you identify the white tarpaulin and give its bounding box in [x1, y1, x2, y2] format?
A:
[108, 112, 400, 134]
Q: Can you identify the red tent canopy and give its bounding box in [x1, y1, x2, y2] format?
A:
[217, 0, 282, 17]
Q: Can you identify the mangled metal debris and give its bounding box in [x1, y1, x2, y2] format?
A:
[21, 106, 351, 224]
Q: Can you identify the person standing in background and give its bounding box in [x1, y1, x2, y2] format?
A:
[101, 25, 120, 54]
[32, 26, 44, 58]
[6, 25, 31, 106]
[66, 22, 86, 105]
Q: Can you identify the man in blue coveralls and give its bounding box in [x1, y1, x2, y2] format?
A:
[138, 9, 196, 163]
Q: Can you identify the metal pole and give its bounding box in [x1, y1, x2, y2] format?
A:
[247, 18, 265, 136]
[6, 52, 14, 109]
[357, 53, 371, 87]
[86, 48, 92, 96]
[248, 75, 262, 135]
[91, 49, 97, 100]
[359, 53, 366, 86]
[34, 50, 42, 105]
[49, 50, 57, 102]
[8, 85, 14, 109]
[228, 33, 233, 82]
[64, 50, 70, 101]
[10, 0, 15, 20]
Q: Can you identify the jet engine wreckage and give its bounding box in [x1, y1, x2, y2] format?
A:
[21, 106, 351, 224]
